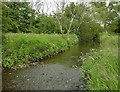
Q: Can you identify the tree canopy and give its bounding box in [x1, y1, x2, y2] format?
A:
[2, 1, 120, 41]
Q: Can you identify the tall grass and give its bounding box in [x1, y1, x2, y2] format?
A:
[82, 32, 118, 90]
[2, 33, 78, 68]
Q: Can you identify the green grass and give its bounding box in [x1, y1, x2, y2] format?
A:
[2, 33, 78, 68]
[82, 32, 118, 90]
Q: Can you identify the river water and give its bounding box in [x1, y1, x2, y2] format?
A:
[2, 43, 98, 90]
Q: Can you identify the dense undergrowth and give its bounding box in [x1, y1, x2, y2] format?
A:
[2, 33, 78, 68]
[82, 32, 118, 90]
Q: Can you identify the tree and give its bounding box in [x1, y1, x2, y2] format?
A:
[54, 2, 78, 41]
[34, 14, 60, 34]
[90, 2, 119, 33]
[63, 2, 103, 41]
[2, 2, 36, 33]
[54, 0, 68, 34]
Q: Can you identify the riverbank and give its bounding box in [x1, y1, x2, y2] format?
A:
[82, 32, 118, 90]
[2, 33, 78, 68]
[3, 44, 88, 90]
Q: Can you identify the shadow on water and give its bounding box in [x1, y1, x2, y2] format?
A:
[2, 41, 99, 90]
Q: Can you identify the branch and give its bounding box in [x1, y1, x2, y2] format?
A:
[55, 15, 63, 34]
[67, 4, 77, 36]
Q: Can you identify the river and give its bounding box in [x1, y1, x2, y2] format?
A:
[2, 42, 98, 90]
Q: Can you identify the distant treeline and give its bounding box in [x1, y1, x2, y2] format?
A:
[2, 2, 120, 41]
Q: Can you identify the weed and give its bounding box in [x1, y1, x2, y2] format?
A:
[2, 33, 78, 68]
[82, 32, 118, 90]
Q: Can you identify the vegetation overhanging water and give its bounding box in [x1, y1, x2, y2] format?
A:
[2, 1, 119, 90]
[3, 41, 99, 90]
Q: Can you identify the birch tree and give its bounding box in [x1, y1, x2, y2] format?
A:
[54, 0, 68, 34]
[54, 1, 78, 41]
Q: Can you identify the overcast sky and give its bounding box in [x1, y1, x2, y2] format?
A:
[29, 0, 118, 15]
[6, 0, 119, 15]
[30, 0, 92, 15]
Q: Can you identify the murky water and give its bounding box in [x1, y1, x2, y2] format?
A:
[2, 43, 98, 90]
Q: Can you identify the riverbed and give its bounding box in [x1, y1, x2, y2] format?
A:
[2, 43, 98, 90]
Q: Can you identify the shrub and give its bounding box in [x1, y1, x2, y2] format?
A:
[2, 33, 78, 68]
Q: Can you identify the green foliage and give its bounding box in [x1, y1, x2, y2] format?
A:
[2, 33, 78, 68]
[2, 2, 119, 41]
[82, 33, 118, 90]
[91, 2, 119, 33]
[34, 14, 60, 34]
[63, 2, 103, 41]
[2, 2, 35, 33]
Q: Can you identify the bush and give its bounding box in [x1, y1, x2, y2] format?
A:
[34, 15, 60, 34]
[2, 33, 78, 68]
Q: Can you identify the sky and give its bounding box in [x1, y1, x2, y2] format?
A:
[29, 0, 117, 15]
[4, 0, 97, 15]
[30, 0, 92, 15]
[5, 0, 119, 15]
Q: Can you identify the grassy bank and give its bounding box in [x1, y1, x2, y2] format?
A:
[82, 32, 118, 90]
[2, 33, 78, 68]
